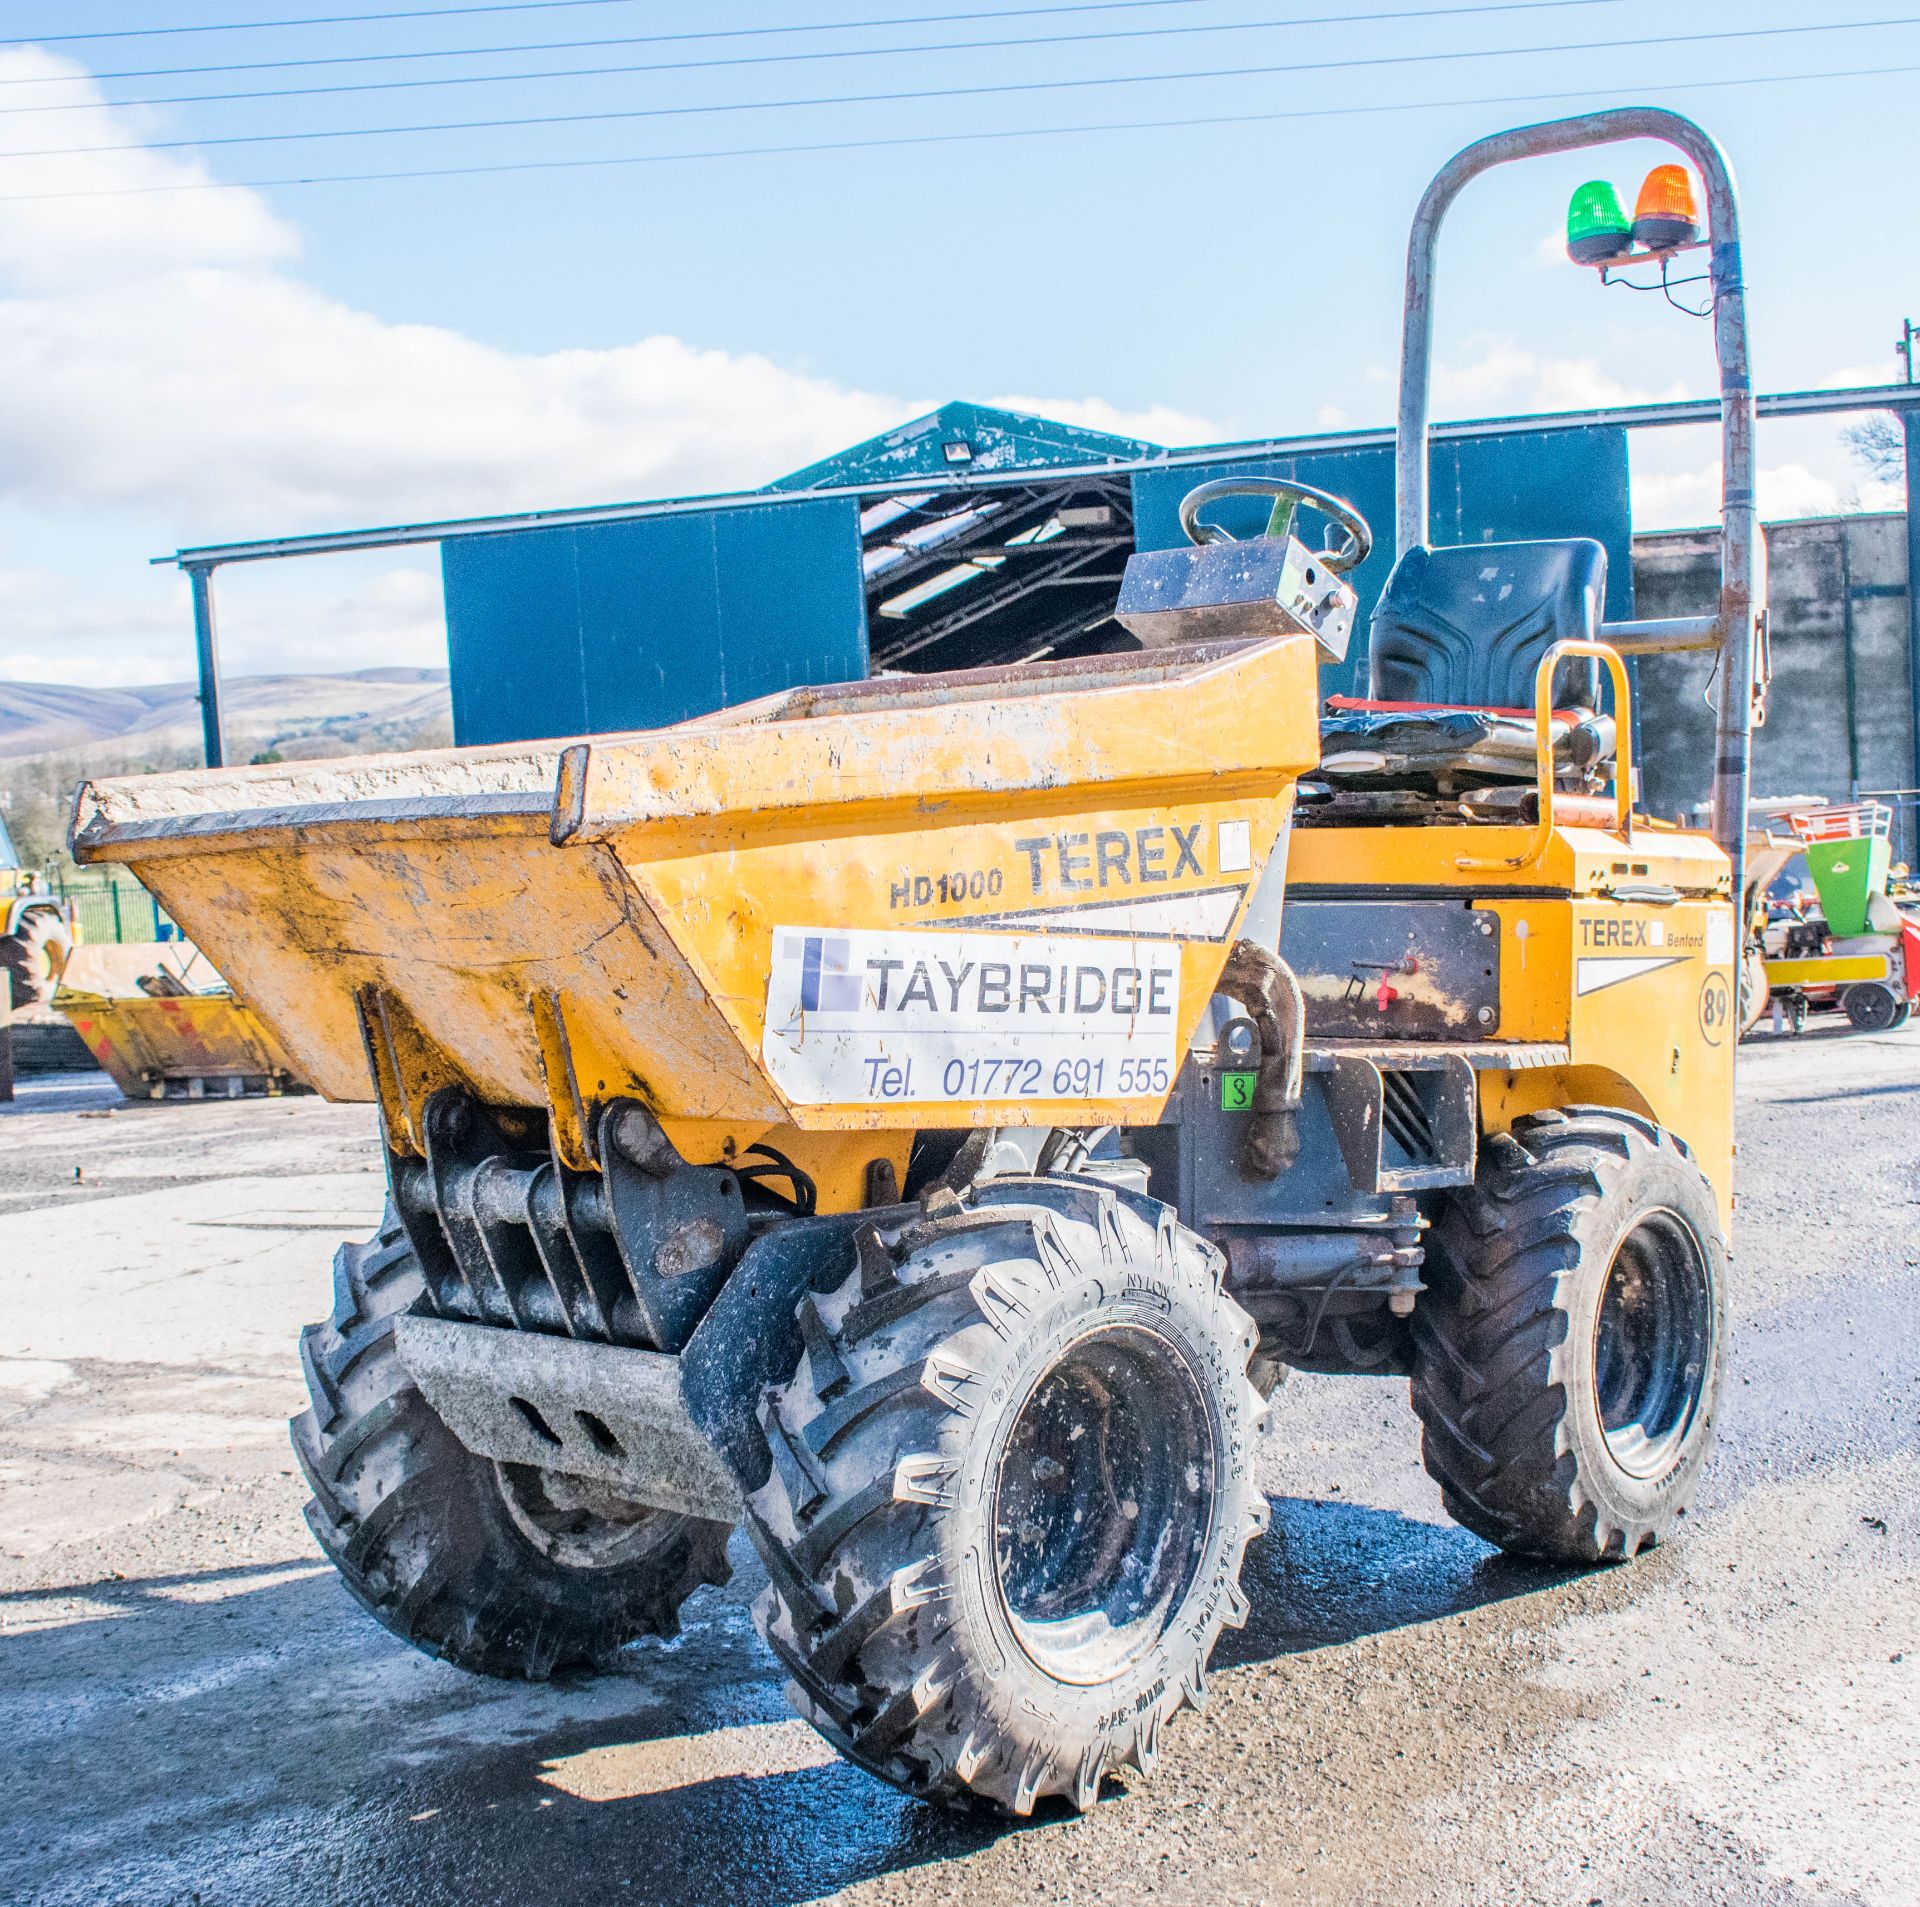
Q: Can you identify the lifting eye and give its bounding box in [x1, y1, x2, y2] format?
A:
[1219, 1015, 1261, 1063]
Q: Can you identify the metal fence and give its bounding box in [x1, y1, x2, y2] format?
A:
[54, 874, 178, 946]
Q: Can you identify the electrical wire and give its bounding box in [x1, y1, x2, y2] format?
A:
[734, 1145, 819, 1216]
[1271, 1261, 1361, 1359]
[11, 14, 1917, 160]
[0, 1, 1625, 116]
[20, 0, 745, 42]
[2, 55, 1913, 203]
[0, 0, 1207, 80]
[1603, 256, 1719, 317]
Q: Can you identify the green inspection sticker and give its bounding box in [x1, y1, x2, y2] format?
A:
[1220, 1071, 1258, 1112]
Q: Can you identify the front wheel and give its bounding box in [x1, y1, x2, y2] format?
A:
[747, 1179, 1268, 1815]
[291, 1210, 732, 1679]
[1411, 1108, 1725, 1563]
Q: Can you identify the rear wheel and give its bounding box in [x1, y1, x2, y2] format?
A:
[0, 906, 72, 1012]
[747, 1178, 1267, 1814]
[291, 1209, 731, 1678]
[1843, 982, 1903, 1032]
[1411, 1108, 1725, 1563]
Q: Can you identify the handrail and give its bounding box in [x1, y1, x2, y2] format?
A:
[1457, 639, 1634, 870]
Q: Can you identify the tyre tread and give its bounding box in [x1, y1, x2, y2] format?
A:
[1410, 1107, 1722, 1563]
[291, 1205, 732, 1680]
[747, 1181, 1265, 1816]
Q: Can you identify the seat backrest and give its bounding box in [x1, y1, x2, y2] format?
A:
[1366, 537, 1607, 710]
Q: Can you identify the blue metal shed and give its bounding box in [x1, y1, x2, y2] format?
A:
[442, 494, 867, 747]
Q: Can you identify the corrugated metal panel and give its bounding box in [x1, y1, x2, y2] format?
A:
[1129, 426, 1633, 695]
[443, 496, 868, 746]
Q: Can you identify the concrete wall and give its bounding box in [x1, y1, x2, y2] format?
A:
[1632, 513, 1915, 856]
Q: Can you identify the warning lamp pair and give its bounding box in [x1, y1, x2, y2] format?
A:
[1565, 164, 1700, 264]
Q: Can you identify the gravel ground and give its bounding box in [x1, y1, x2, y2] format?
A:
[1, 1026, 1915, 1907]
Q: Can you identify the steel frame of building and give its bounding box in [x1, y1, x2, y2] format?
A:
[157, 382, 1920, 789]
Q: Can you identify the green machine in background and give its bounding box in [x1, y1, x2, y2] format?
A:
[1756, 803, 1920, 1034]
[1799, 822, 1891, 939]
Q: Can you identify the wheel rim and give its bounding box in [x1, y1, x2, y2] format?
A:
[992, 1326, 1215, 1686]
[493, 1462, 677, 1571]
[1591, 1210, 1714, 1480]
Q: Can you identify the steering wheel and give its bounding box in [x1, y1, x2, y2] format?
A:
[1177, 475, 1373, 575]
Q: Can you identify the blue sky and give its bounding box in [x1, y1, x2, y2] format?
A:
[0, 0, 1915, 685]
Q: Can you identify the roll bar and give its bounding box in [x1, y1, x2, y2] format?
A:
[1395, 107, 1761, 907]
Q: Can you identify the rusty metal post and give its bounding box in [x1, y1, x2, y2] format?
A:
[1395, 107, 1759, 910]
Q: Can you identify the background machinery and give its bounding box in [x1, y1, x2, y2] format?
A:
[1, 806, 75, 1013]
[52, 940, 310, 1100]
[69, 110, 1761, 1818]
[1752, 802, 1920, 1032]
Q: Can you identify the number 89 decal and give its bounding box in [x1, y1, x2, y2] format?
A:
[1697, 971, 1730, 1047]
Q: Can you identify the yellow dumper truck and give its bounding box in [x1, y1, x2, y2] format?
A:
[70, 111, 1762, 1816]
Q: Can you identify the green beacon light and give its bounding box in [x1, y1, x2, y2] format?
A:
[1566, 179, 1632, 265]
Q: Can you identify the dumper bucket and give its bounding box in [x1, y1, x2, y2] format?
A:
[70, 636, 1321, 1162]
[55, 941, 307, 1099]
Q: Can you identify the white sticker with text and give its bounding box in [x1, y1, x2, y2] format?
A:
[764, 926, 1181, 1106]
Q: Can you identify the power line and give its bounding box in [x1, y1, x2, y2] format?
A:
[0, 0, 1623, 116]
[9, 14, 1918, 158]
[20, 0, 714, 43]
[2, 55, 1911, 204]
[4, 1, 1203, 79]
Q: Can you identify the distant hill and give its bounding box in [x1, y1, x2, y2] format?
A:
[0, 667, 452, 763]
[0, 668, 454, 867]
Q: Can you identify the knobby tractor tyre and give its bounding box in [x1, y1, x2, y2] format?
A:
[1410, 1108, 1726, 1565]
[747, 1178, 1268, 1816]
[0, 907, 73, 1012]
[290, 1208, 732, 1679]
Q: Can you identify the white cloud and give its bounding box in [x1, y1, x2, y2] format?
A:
[1623, 460, 1905, 533]
[0, 49, 296, 293]
[1816, 360, 1909, 393]
[0, 554, 449, 687]
[990, 393, 1225, 450]
[0, 52, 1236, 551]
[0, 47, 1238, 688]
[210, 559, 448, 676]
[1432, 334, 1690, 416]
[0, 264, 914, 528]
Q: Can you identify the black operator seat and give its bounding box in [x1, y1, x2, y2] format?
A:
[1368, 537, 1607, 710]
[1315, 538, 1615, 808]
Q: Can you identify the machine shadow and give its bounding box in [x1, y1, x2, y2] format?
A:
[0, 1554, 994, 1907]
[0, 1502, 1590, 1907]
[1214, 1492, 1586, 1670]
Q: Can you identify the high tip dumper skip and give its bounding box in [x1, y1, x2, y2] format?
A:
[70, 111, 1763, 1817]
